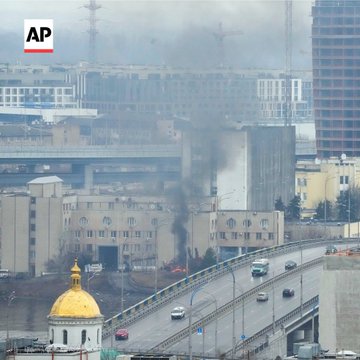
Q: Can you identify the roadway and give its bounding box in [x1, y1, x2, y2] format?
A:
[103, 242, 331, 356]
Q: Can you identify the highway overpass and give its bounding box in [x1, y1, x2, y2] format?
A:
[0, 145, 182, 187]
[101, 239, 355, 359]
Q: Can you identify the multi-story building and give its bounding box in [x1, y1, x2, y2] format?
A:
[312, 0, 360, 157]
[295, 156, 360, 218]
[257, 77, 312, 123]
[217, 125, 296, 212]
[0, 176, 284, 276]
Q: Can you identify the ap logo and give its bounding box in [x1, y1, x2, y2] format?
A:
[24, 19, 53, 53]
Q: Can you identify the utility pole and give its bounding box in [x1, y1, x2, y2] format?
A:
[83, 0, 102, 64]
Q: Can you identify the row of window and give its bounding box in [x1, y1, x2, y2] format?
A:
[74, 230, 154, 239]
[0, 87, 73, 95]
[218, 232, 274, 240]
[52, 329, 100, 345]
[74, 242, 153, 253]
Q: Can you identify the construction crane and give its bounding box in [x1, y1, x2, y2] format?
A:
[284, 0, 293, 126]
[212, 22, 243, 68]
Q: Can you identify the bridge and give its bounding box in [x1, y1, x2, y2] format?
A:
[101, 239, 354, 359]
[0, 145, 182, 187]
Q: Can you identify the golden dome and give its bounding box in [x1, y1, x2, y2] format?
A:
[49, 259, 101, 318]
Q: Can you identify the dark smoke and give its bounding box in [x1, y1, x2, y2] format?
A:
[170, 184, 190, 267]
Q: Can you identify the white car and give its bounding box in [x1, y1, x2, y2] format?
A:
[256, 292, 269, 302]
[171, 306, 186, 320]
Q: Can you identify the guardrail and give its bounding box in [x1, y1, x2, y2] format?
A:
[102, 238, 355, 338]
[150, 257, 322, 351]
[229, 296, 319, 359]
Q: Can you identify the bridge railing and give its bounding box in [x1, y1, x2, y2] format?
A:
[229, 295, 319, 359]
[150, 257, 323, 351]
[102, 238, 337, 338]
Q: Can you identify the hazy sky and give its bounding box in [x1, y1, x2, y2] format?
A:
[0, 0, 313, 69]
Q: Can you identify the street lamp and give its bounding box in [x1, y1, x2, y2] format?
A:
[87, 272, 98, 293]
[216, 190, 236, 262]
[201, 290, 218, 357]
[225, 264, 236, 360]
[6, 291, 16, 348]
[188, 285, 205, 360]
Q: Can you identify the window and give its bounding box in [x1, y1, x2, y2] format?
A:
[30, 224, 36, 231]
[128, 217, 136, 227]
[63, 330, 68, 344]
[340, 176, 349, 185]
[146, 231, 153, 239]
[75, 230, 81, 238]
[260, 219, 269, 229]
[268, 233, 274, 240]
[79, 217, 88, 227]
[97, 329, 100, 344]
[81, 330, 86, 345]
[123, 231, 129, 238]
[74, 243, 80, 252]
[226, 218, 236, 229]
[231, 232, 238, 240]
[243, 219, 251, 227]
[256, 232, 262, 240]
[110, 230, 117, 238]
[244, 232, 250, 240]
[219, 232, 226, 239]
[86, 244, 93, 252]
[30, 237, 36, 245]
[135, 231, 141, 238]
[87, 230, 93, 238]
[103, 216, 112, 226]
[30, 197, 36, 204]
[30, 210, 36, 218]
[108, 202, 114, 210]
[98, 230, 105, 238]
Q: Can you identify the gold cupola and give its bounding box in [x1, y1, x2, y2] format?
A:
[49, 259, 101, 318]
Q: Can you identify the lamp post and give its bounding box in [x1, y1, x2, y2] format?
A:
[201, 290, 218, 357]
[6, 291, 16, 348]
[189, 285, 205, 360]
[216, 190, 236, 263]
[225, 264, 236, 360]
[87, 272, 98, 293]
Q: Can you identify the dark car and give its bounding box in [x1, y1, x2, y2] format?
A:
[282, 288, 295, 297]
[325, 245, 337, 255]
[115, 328, 129, 340]
[285, 260, 297, 270]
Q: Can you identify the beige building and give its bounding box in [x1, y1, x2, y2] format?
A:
[0, 176, 284, 276]
[296, 156, 360, 218]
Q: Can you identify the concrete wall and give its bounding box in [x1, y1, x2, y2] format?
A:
[319, 254, 360, 353]
[0, 196, 30, 273]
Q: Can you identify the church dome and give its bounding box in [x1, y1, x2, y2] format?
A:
[49, 259, 101, 318]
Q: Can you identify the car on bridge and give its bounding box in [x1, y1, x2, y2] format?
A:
[115, 328, 129, 340]
[171, 306, 185, 320]
[282, 288, 295, 297]
[256, 292, 269, 302]
[285, 260, 297, 270]
[325, 245, 337, 255]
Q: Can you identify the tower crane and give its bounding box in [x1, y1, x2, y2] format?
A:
[212, 22, 243, 68]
